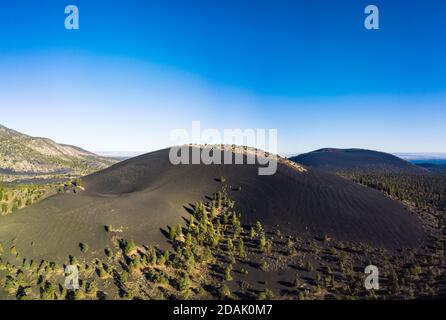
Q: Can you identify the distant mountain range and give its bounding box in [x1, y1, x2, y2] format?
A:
[290, 148, 429, 174]
[0, 124, 117, 182]
[396, 152, 446, 161]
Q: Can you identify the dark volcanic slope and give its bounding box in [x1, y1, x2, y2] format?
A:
[0, 148, 425, 262]
[290, 148, 428, 173]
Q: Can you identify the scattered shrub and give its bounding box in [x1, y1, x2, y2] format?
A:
[258, 288, 274, 300]
[218, 285, 231, 298]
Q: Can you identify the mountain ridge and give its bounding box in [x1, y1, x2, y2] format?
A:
[0, 124, 116, 181]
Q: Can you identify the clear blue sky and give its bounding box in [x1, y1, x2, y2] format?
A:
[0, 0, 445, 154]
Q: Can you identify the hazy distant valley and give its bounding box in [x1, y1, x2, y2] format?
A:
[0, 125, 445, 300]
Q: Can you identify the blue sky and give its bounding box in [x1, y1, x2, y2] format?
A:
[0, 0, 445, 154]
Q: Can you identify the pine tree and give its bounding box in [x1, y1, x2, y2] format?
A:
[231, 212, 238, 226]
[219, 284, 231, 298]
[224, 264, 233, 281]
[177, 272, 191, 292]
[250, 227, 256, 238]
[176, 224, 183, 237]
[216, 220, 221, 235]
[79, 243, 88, 253]
[188, 216, 195, 229]
[200, 205, 207, 220]
[169, 226, 176, 241]
[256, 221, 263, 233]
[211, 207, 217, 219]
[259, 233, 266, 252]
[185, 232, 193, 247]
[227, 238, 234, 252]
[238, 239, 245, 258]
